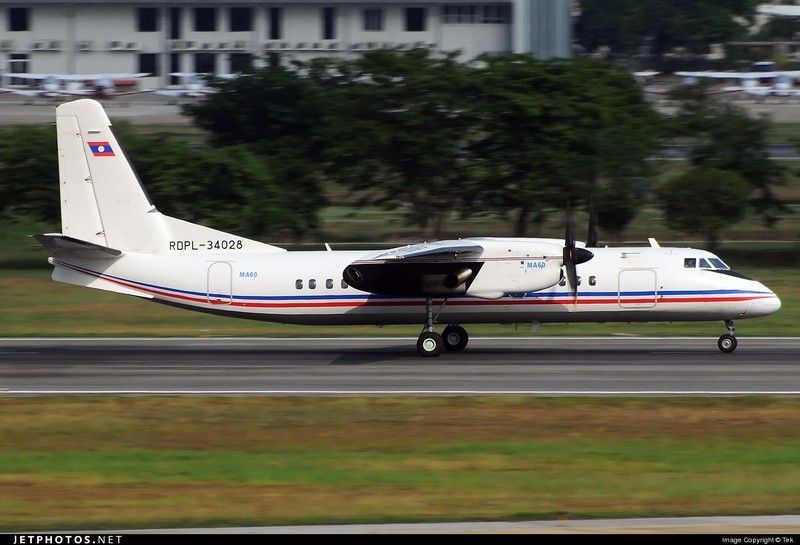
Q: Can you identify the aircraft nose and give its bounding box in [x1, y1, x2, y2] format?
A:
[752, 292, 781, 317]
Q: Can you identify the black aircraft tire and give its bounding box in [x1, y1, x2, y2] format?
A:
[417, 332, 444, 357]
[443, 325, 469, 351]
[718, 334, 738, 353]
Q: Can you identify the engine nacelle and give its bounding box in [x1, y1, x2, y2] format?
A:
[466, 258, 562, 299]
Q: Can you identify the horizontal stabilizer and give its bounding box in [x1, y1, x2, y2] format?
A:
[34, 233, 122, 259]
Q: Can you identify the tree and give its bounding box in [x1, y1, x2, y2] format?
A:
[320, 47, 476, 238]
[659, 166, 751, 248]
[113, 125, 305, 238]
[466, 55, 662, 237]
[575, 0, 758, 59]
[181, 61, 332, 238]
[0, 125, 58, 221]
[669, 98, 788, 228]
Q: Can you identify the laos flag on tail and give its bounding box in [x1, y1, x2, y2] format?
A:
[88, 141, 115, 157]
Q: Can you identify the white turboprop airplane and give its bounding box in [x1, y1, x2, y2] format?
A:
[1, 73, 153, 99]
[35, 99, 781, 355]
[154, 73, 222, 99]
[674, 68, 800, 98]
[757, 4, 800, 17]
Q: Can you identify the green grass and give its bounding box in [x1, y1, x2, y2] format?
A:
[2, 396, 800, 531]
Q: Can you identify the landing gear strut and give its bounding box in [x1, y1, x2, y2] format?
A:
[415, 298, 470, 357]
[717, 320, 738, 353]
[417, 297, 443, 357]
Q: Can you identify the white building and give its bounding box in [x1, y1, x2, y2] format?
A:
[0, 1, 572, 88]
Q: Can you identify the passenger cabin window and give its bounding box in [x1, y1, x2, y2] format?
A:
[309, 279, 317, 289]
[326, 279, 334, 289]
[684, 258, 696, 268]
[589, 276, 596, 286]
[295, 279, 303, 289]
[341, 279, 349, 289]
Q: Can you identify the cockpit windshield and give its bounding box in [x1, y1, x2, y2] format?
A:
[683, 257, 731, 270]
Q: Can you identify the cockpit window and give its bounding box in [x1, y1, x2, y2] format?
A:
[708, 258, 730, 270]
[691, 256, 731, 270]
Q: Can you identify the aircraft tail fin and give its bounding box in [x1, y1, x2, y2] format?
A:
[53, 98, 284, 254]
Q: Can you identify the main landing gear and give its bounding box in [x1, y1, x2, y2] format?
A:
[416, 297, 469, 357]
[717, 320, 738, 354]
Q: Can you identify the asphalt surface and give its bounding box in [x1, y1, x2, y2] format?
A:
[2, 336, 799, 395]
[4, 336, 800, 535]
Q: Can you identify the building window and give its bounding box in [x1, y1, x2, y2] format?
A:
[482, 5, 511, 24]
[443, 6, 475, 24]
[322, 7, 336, 40]
[229, 7, 252, 32]
[405, 7, 427, 31]
[8, 53, 29, 85]
[138, 53, 158, 76]
[194, 52, 216, 74]
[194, 7, 216, 32]
[137, 7, 158, 32]
[8, 7, 29, 31]
[442, 5, 511, 24]
[363, 8, 383, 31]
[169, 7, 181, 39]
[268, 7, 282, 40]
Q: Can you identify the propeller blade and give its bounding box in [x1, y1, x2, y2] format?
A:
[563, 202, 595, 303]
[563, 203, 579, 300]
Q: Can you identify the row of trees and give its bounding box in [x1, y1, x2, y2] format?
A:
[0, 48, 789, 246]
[575, 0, 760, 59]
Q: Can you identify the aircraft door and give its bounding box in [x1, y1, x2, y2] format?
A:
[207, 261, 233, 305]
[618, 269, 657, 308]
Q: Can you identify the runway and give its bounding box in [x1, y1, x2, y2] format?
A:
[1, 336, 798, 396]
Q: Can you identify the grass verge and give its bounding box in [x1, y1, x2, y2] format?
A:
[1, 396, 800, 531]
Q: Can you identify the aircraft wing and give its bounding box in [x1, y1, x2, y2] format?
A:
[368, 240, 485, 261]
[1, 88, 48, 97]
[104, 89, 157, 96]
[758, 4, 800, 16]
[6, 73, 50, 81]
[154, 89, 214, 98]
[677, 70, 800, 80]
[676, 71, 768, 79]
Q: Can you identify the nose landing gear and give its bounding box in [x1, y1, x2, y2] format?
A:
[718, 320, 738, 353]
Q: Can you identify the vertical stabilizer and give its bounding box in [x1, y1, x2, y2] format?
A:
[55, 99, 285, 254]
[57, 99, 159, 252]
